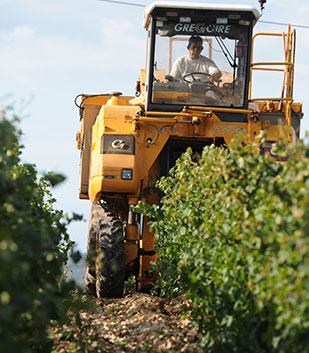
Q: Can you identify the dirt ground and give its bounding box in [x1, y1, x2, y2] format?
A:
[51, 292, 203, 353]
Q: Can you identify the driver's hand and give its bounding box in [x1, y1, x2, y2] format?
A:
[208, 75, 215, 83]
[164, 75, 175, 83]
[210, 69, 222, 83]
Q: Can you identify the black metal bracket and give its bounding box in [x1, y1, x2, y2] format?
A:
[138, 248, 156, 256]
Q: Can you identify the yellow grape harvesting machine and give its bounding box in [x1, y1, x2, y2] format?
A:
[75, 0, 303, 297]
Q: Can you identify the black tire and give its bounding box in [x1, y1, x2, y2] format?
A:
[84, 204, 106, 296]
[96, 216, 125, 298]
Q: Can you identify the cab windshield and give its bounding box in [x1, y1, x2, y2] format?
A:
[151, 12, 251, 108]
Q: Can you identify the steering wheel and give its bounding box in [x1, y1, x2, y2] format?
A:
[183, 71, 224, 102]
[182, 72, 211, 83]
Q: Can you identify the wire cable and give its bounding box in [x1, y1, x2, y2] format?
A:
[259, 20, 309, 29]
[96, 0, 309, 30]
[96, 0, 145, 7]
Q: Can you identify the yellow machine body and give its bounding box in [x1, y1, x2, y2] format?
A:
[77, 1, 303, 291]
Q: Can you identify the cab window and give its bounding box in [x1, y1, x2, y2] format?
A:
[151, 11, 251, 108]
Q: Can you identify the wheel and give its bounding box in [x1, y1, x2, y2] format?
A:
[96, 216, 125, 298]
[84, 204, 106, 296]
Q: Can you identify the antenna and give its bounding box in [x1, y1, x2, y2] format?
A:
[258, 0, 267, 11]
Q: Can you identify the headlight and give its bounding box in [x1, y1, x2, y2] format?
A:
[121, 169, 133, 180]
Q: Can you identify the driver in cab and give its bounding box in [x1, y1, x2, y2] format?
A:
[167, 35, 222, 83]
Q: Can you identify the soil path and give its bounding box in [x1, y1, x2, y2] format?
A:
[51, 293, 203, 353]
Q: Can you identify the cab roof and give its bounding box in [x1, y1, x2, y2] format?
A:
[143, 1, 260, 29]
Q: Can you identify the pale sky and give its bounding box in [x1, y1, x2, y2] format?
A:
[1, 0, 308, 252]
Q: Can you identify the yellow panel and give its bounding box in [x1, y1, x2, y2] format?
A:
[78, 105, 101, 198]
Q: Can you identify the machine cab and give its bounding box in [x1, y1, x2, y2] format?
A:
[143, 2, 260, 111]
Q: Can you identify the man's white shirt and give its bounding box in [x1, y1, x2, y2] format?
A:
[170, 54, 219, 82]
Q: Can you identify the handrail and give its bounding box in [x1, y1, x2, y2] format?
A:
[249, 26, 296, 125]
[251, 62, 294, 67]
[249, 98, 293, 102]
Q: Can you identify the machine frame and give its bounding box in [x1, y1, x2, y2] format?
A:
[76, 1, 302, 297]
